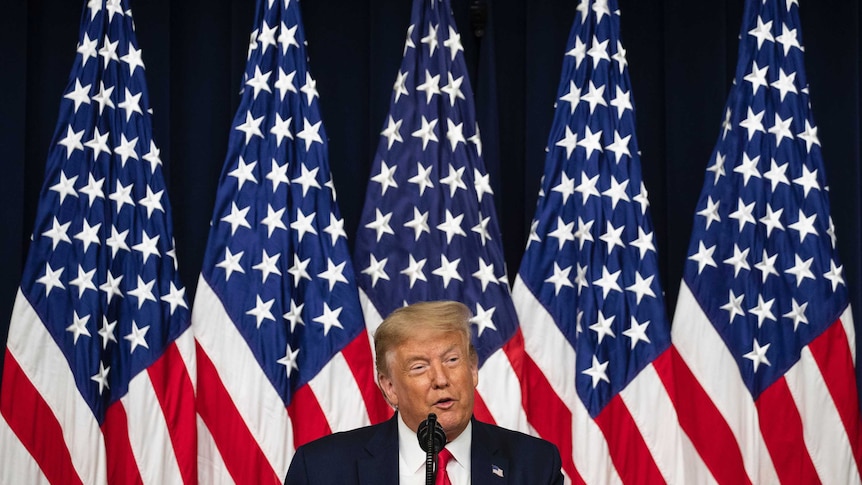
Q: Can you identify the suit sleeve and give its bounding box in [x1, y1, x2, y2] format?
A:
[548, 442, 564, 485]
[284, 446, 309, 485]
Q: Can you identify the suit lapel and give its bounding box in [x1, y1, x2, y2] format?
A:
[471, 420, 509, 484]
[358, 415, 399, 485]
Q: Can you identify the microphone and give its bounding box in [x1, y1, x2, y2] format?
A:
[417, 413, 446, 485]
[417, 413, 446, 453]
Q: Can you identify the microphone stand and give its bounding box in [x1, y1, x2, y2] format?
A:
[417, 413, 446, 485]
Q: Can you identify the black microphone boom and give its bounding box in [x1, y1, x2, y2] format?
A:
[417, 413, 446, 485]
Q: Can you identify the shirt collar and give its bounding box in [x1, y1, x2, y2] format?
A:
[397, 413, 472, 476]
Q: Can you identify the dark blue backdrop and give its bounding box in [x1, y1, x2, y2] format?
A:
[2, 0, 860, 392]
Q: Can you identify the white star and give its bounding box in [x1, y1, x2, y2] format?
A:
[593, 266, 622, 299]
[771, 68, 798, 101]
[260, 204, 287, 237]
[79, 173, 106, 208]
[776, 23, 801, 55]
[127, 276, 156, 309]
[824, 260, 845, 291]
[90, 362, 111, 395]
[633, 181, 650, 214]
[161, 282, 189, 315]
[592, 0, 611, 22]
[267, 159, 290, 192]
[300, 73, 319, 105]
[625, 272, 655, 305]
[555, 125, 579, 159]
[411, 116, 439, 150]
[404, 207, 430, 241]
[575, 172, 600, 203]
[623, 317, 651, 349]
[437, 210, 466, 244]
[270, 113, 293, 146]
[92, 80, 115, 114]
[77, 33, 98, 64]
[797, 120, 820, 153]
[793, 165, 820, 197]
[630, 227, 655, 259]
[580, 81, 607, 114]
[292, 163, 322, 196]
[744, 61, 769, 94]
[599, 221, 625, 255]
[734, 153, 762, 186]
[720, 290, 746, 323]
[318, 259, 348, 291]
[754, 249, 779, 283]
[69, 265, 97, 297]
[610, 87, 632, 118]
[728, 198, 756, 232]
[216, 247, 245, 281]
[247, 296, 276, 328]
[739, 107, 766, 140]
[559, 81, 581, 115]
[441, 72, 465, 107]
[98, 37, 119, 69]
[612, 40, 627, 73]
[605, 132, 631, 163]
[66, 311, 91, 344]
[785, 254, 815, 287]
[296, 118, 323, 151]
[84, 128, 112, 161]
[275, 67, 297, 101]
[57, 126, 85, 159]
[788, 209, 818, 242]
[582, 355, 610, 388]
[743, 339, 771, 372]
[444, 25, 463, 60]
[722, 108, 733, 140]
[278, 21, 299, 52]
[277, 344, 300, 376]
[827, 216, 838, 248]
[401, 255, 428, 288]
[707, 153, 726, 184]
[446, 119, 466, 151]
[697, 196, 721, 230]
[551, 173, 575, 205]
[324, 213, 346, 245]
[723, 244, 751, 277]
[471, 258, 498, 292]
[749, 295, 776, 328]
[416, 70, 441, 104]
[42, 217, 72, 250]
[313, 303, 344, 336]
[566, 36, 587, 68]
[545, 262, 574, 296]
[120, 42, 145, 75]
[114, 134, 139, 167]
[74, 219, 101, 253]
[291, 209, 318, 242]
[408, 162, 434, 196]
[432, 254, 463, 288]
[143, 141, 163, 173]
[236, 111, 265, 144]
[759, 204, 784, 237]
[586, 36, 610, 67]
[577, 126, 603, 159]
[64, 79, 92, 113]
[783, 299, 809, 331]
[253, 250, 282, 283]
[574, 263, 589, 295]
[689, 241, 717, 274]
[132, 231, 161, 264]
[470, 304, 497, 337]
[380, 116, 403, 149]
[362, 254, 390, 287]
[748, 16, 774, 48]
[98, 316, 118, 349]
[421, 22, 439, 56]
[440, 164, 466, 197]
[288, 254, 312, 286]
[768, 113, 794, 147]
[601, 176, 629, 209]
[365, 208, 394, 242]
[474, 169, 493, 201]
[573, 217, 595, 249]
[105, 0, 124, 21]
[99, 270, 123, 304]
[763, 159, 790, 192]
[283, 299, 305, 333]
[393, 70, 409, 103]
[469, 123, 483, 156]
[138, 186, 165, 218]
[547, 217, 575, 250]
[118, 87, 142, 122]
[371, 161, 398, 195]
[106, 226, 130, 258]
[471, 214, 492, 246]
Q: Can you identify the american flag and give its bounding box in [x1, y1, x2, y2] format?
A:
[510, 0, 701, 483]
[353, 0, 530, 431]
[191, 0, 391, 483]
[0, 0, 196, 483]
[671, 0, 862, 483]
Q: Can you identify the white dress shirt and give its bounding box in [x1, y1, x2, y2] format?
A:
[397, 414, 472, 484]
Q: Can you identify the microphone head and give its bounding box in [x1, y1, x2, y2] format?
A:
[417, 413, 446, 453]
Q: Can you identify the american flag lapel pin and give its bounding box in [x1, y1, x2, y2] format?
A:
[491, 465, 504, 478]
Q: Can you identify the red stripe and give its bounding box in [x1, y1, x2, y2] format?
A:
[0, 353, 83, 485]
[807, 319, 862, 472]
[653, 347, 751, 485]
[286, 383, 331, 448]
[102, 401, 144, 485]
[471, 392, 496, 424]
[756, 376, 820, 484]
[147, 342, 197, 484]
[196, 343, 280, 484]
[506, 330, 584, 484]
[340, 333, 394, 424]
[595, 394, 665, 485]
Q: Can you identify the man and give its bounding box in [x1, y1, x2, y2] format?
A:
[285, 301, 563, 484]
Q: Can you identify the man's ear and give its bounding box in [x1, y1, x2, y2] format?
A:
[378, 372, 399, 408]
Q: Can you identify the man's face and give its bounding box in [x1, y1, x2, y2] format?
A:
[378, 327, 479, 442]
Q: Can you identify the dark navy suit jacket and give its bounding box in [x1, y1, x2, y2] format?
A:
[285, 415, 563, 484]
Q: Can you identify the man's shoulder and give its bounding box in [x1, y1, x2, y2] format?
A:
[297, 421, 388, 454]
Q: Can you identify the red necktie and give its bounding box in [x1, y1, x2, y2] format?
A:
[435, 447, 452, 485]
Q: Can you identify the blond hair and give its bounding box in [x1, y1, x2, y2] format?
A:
[374, 300, 475, 376]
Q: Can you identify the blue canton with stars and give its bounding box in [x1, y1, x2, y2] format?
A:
[19, 0, 190, 423]
[683, 0, 848, 399]
[198, 0, 365, 405]
[353, 0, 517, 366]
[517, 0, 671, 418]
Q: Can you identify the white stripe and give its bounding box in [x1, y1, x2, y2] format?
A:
[308, 351, 371, 433]
[839, 306, 856, 364]
[6, 290, 108, 485]
[191, 278, 291, 481]
[196, 414, 234, 485]
[512, 278, 622, 485]
[0, 413, 50, 484]
[787, 346, 862, 484]
[476, 348, 531, 433]
[671, 282, 779, 484]
[174, 327, 197, 393]
[123, 370, 183, 485]
[620, 362, 717, 485]
[359, 288, 384, 380]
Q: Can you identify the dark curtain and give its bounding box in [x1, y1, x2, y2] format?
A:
[2, 0, 860, 391]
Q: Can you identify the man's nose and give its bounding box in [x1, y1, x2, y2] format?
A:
[429, 362, 450, 388]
